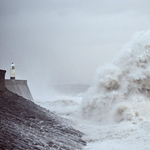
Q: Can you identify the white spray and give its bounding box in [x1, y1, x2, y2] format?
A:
[82, 30, 150, 123]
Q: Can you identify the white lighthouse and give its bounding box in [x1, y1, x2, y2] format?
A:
[10, 63, 15, 79]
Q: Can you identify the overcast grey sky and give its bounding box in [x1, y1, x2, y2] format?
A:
[0, 0, 150, 97]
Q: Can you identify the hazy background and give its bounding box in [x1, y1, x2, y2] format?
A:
[0, 0, 150, 99]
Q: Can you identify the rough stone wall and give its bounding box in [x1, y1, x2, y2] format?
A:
[0, 70, 6, 91]
[0, 88, 86, 149]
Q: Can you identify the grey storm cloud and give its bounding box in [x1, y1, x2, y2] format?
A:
[0, 0, 150, 98]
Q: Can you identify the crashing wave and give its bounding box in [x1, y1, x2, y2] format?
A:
[82, 30, 150, 123]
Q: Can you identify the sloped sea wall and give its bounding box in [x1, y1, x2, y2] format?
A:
[5, 79, 33, 101]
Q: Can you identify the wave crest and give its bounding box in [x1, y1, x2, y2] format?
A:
[82, 30, 150, 123]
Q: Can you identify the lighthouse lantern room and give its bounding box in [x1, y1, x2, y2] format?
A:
[10, 63, 15, 79]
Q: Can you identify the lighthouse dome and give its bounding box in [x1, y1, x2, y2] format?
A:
[11, 63, 15, 66]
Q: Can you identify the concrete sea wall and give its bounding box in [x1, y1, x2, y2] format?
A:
[5, 79, 33, 101]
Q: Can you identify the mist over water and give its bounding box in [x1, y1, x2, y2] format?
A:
[31, 30, 150, 150]
[82, 30, 150, 123]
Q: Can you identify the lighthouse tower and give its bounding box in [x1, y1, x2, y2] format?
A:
[10, 63, 15, 79]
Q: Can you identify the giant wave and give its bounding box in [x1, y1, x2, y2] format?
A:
[82, 30, 150, 123]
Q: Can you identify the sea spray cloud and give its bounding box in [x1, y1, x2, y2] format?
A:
[82, 30, 150, 123]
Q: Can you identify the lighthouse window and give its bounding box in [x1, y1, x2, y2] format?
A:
[12, 66, 15, 69]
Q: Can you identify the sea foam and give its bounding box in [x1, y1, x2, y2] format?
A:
[82, 30, 150, 123]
